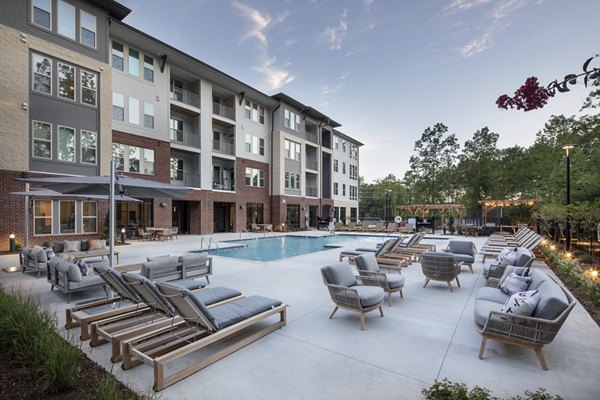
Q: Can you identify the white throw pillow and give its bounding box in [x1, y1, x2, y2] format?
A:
[500, 272, 532, 295]
[496, 247, 518, 266]
[63, 240, 81, 253]
[500, 290, 540, 316]
[147, 254, 171, 262]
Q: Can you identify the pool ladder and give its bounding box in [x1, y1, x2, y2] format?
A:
[201, 236, 219, 249]
[240, 227, 260, 240]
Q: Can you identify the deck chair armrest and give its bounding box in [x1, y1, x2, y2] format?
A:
[487, 264, 507, 279]
[485, 277, 501, 288]
[357, 270, 389, 288]
[480, 310, 567, 345]
[325, 283, 362, 308]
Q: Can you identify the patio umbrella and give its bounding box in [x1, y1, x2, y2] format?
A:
[18, 163, 192, 268]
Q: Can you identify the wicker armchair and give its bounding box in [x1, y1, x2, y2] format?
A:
[354, 253, 404, 306]
[321, 263, 384, 330]
[442, 240, 477, 273]
[477, 274, 576, 370]
[420, 251, 462, 292]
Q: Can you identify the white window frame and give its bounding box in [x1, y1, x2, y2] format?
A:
[334, 182, 338, 195]
[245, 168, 265, 187]
[284, 109, 301, 131]
[80, 69, 97, 106]
[144, 55, 154, 82]
[113, 143, 155, 175]
[333, 159, 338, 172]
[57, 62, 75, 101]
[82, 200, 97, 233]
[129, 97, 140, 125]
[284, 139, 301, 161]
[59, 200, 77, 234]
[144, 148, 155, 175]
[57, 0, 76, 40]
[32, 53, 52, 95]
[33, 199, 52, 235]
[57, 125, 76, 162]
[32, 120, 52, 159]
[112, 41, 124, 71]
[80, 9, 97, 48]
[112, 92, 124, 121]
[143, 102, 154, 129]
[128, 48, 140, 77]
[32, 0, 52, 31]
[81, 130, 97, 164]
[245, 134, 252, 153]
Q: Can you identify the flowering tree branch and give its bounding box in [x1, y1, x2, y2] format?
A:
[497, 55, 600, 112]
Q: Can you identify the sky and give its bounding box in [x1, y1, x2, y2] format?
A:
[118, 0, 600, 183]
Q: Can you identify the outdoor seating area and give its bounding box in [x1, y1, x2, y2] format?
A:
[1, 232, 599, 399]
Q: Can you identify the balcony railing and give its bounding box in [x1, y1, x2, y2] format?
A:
[170, 172, 201, 188]
[212, 102, 236, 120]
[306, 132, 318, 144]
[170, 129, 201, 148]
[306, 160, 318, 170]
[306, 187, 318, 197]
[212, 140, 235, 155]
[212, 180, 235, 191]
[170, 85, 200, 108]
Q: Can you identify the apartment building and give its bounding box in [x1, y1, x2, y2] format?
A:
[331, 130, 362, 224]
[0, 0, 362, 250]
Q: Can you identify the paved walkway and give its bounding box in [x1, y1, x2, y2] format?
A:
[1, 233, 599, 399]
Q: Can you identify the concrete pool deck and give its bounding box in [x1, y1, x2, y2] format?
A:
[1, 232, 599, 399]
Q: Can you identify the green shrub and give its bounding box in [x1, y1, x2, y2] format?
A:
[0, 287, 79, 394]
[422, 379, 563, 400]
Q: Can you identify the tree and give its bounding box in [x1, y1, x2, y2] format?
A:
[404, 123, 459, 204]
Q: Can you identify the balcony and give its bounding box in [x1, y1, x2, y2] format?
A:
[170, 172, 201, 188]
[213, 140, 235, 156]
[212, 180, 235, 191]
[170, 129, 200, 148]
[306, 160, 318, 171]
[170, 85, 200, 109]
[212, 102, 236, 121]
[306, 132, 318, 145]
[306, 187, 318, 197]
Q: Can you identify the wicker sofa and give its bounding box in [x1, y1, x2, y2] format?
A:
[481, 247, 535, 279]
[47, 257, 107, 302]
[20, 246, 49, 278]
[53, 239, 119, 263]
[140, 253, 213, 284]
[474, 268, 576, 369]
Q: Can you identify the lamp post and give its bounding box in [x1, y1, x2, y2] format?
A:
[562, 144, 575, 251]
[384, 189, 391, 223]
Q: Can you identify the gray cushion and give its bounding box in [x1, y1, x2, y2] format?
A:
[476, 287, 510, 304]
[63, 240, 81, 252]
[528, 269, 549, 290]
[355, 253, 380, 273]
[193, 287, 242, 305]
[212, 295, 282, 330]
[31, 246, 48, 263]
[385, 274, 405, 289]
[498, 266, 530, 288]
[451, 253, 475, 264]
[474, 299, 502, 327]
[53, 241, 65, 254]
[514, 248, 534, 267]
[67, 274, 104, 289]
[321, 264, 357, 287]
[169, 279, 205, 291]
[140, 256, 181, 280]
[374, 239, 395, 257]
[179, 253, 207, 268]
[93, 264, 140, 302]
[354, 286, 384, 307]
[58, 259, 82, 282]
[80, 241, 89, 251]
[532, 280, 569, 320]
[123, 272, 176, 316]
[445, 241, 475, 256]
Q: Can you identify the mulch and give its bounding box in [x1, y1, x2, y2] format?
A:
[0, 345, 140, 400]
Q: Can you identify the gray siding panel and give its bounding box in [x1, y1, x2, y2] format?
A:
[0, 0, 109, 63]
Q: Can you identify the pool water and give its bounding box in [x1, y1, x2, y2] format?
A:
[204, 234, 394, 262]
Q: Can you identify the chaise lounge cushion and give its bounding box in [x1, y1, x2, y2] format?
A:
[321, 263, 357, 287]
[194, 287, 242, 305]
[211, 295, 283, 330]
[169, 279, 204, 291]
[354, 286, 385, 307]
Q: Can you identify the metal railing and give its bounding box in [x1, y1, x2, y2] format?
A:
[170, 85, 200, 108]
[170, 172, 201, 188]
[200, 236, 219, 249]
[212, 180, 235, 191]
[170, 128, 201, 148]
[306, 160, 318, 170]
[212, 102, 236, 120]
[305, 187, 318, 197]
[306, 132, 318, 144]
[212, 140, 235, 155]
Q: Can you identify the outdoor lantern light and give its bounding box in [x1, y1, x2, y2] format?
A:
[562, 144, 575, 251]
[9, 233, 15, 253]
[121, 228, 126, 244]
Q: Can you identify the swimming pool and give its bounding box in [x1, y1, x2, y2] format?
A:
[203, 234, 394, 262]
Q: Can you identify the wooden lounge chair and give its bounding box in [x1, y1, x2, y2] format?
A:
[90, 272, 241, 363]
[121, 281, 286, 391]
[339, 238, 409, 268]
[480, 234, 544, 262]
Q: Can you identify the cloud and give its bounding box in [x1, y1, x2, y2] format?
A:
[283, 38, 298, 47]
[454, 0, 542, 58]
[233, 2, 294, 91]
[321, 9, 348, 50]
[364, 0, 376, 11]
[320, 72, 348, 95]
[443, 0, 491, 15]
[252, 57, 295, 91]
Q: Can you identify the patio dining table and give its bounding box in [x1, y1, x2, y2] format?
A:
[145, 227, 165, 240]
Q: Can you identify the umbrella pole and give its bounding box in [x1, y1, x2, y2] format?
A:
[109, 161, 115, 269]
[24, 183, 29, 248]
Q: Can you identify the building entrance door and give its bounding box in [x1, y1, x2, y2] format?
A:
[214, 202, 235, 232]
[172, 201, 189, 234]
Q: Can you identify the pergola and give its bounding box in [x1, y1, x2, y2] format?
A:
[395, 204, 465, 226]
[478, 199, 537, 226]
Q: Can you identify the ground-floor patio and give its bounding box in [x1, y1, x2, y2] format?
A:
[0, 232, 599, 399]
